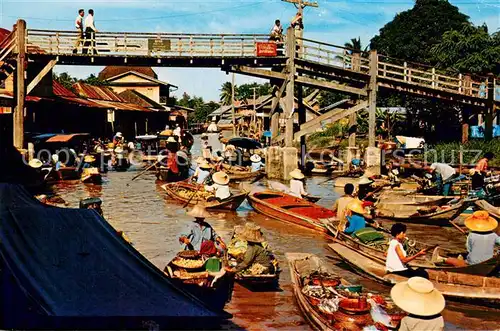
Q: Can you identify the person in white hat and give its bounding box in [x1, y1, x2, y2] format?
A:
[205, 171, 231, 201]
[178, 205, 226, 252]
[250, 154, 264, 172]
[193, 161, 212, 185]
[433, 211, 500, 267]
[113, 132, 124, 146]
[391, 277, 445, 331]
[357, 176, 375, 202]
[289, 169, 309, 199]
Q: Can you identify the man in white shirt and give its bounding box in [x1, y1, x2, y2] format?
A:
[72, 9, 84, 54]
[426, 163, 456, 196]
[83, 9, 98, 55]
[270, 19, 283, 41]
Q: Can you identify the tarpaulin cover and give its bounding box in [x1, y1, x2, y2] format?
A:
[470, 125, 500, 138]
[0, 184, 223, 329]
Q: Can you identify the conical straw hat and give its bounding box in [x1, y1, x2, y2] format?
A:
[240, 222, 265, 243]
[187, 205, 211, 219]
[391, 277, 445, 316]
[29, 158, 43, 169]
[213, 171, 230, 185]
[347, 199, 365, 214]
[464, 211, 498, 232]
[250, 154, 261, 163]
[289, 168, 304, 180]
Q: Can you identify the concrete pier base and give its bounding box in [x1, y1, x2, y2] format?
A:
[282, 147, 298, 180]
[365, 146, 381, 176]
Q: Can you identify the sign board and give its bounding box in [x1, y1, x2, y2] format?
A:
[256, 42, 277, 57]
[107, 110, 115, 123]
[148, 39, 171, 52]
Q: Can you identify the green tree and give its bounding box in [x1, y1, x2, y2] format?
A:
[431, 23, 500, 76]
[53, 72, 77, 92]
[220, 82, 234, 105]
[344, 37, 368, 53]
[370, 0, 469, 64]
[236, 82, 272, 101]
[84, 74, 108, 86]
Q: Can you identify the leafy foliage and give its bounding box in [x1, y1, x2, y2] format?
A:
[219, 81, 272, 105]
[370, 0, 469, 64]
[356, 108, 406, 138]
[426, 140, 500, 167]
[431, 23, 500, 76]
[52, 72, 77, 92]
[219, 82, 233, 106]
[177, 92, 219, 123]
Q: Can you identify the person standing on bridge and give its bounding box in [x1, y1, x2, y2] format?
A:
[72, 9, 84, 54]
[83, 9, 98, 55]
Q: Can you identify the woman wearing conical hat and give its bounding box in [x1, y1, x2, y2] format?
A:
[289, 169, 309, 199]
[391, 277, 445, 331]
[178, 205, 225, 252]
[193, 160, 212, 185]
[433, 211, 499, 267]
[226, 222, 274, 275]
[205, 171, 231, 201]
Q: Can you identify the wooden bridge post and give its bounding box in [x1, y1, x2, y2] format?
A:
[368, 50, 377, 147]
[13, 19, 26, 150]
[284, 27, 296, 147]
[485, 74, 496, 141]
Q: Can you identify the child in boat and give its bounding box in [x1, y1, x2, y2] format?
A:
[391, 277, 445, 331]
[205, 171, 231, 201]
[432, 211, 500, 267]
[386, 223, 430, 279]
[250, 154, 264, 172]
[332, 183, 355, 222]
[289, 169, 309, 198]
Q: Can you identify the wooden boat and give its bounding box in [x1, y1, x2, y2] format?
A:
[163, 254, 234, 311]
[247, 191, 335, 233]
[375, 192, 454, 206]
[286, 252, 405, 331]
[475, 199, 500, 219]
[235, 273, 280, 290]
[228, 168, 265, 182]
[375, 201, 469, 226]
[81, 167, 102, 184]
[44, 166, 81, 182]
[161, 182, 248, 211]
[323, 221, 500, 276]
[329, 242, 500, 305]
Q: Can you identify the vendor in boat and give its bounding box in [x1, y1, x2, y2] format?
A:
[178, 205, 226, 252]
[113, 132, 124, 146]
[289, 169, 309, 199]
[471, 152, 494, 189]
[343, 199, 368, 235]
[332, 183, 355, 222]
[193, 160, 213, 185]
[205, 171, 231, 201]
[357, 177, 376, 203]
[386, 223, 430, 279]
[226, 222, 274, 274]
[224, 144, 238, 165]
[424, 162, 456, 196]
[432, 211, 500, 267]
[250, 154, 264, 172]
[391, 277, 445, 331]
[82, 155, 96, 169]
[51, 154, 64, 171]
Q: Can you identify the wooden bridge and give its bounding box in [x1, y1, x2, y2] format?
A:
[4, 19, 499, 150]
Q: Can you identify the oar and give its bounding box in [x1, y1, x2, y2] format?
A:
[183, 169, 214, 208]
[130, 158, 163, 182]
[449, 220, 467, 235]
[319, 171, 346, 185]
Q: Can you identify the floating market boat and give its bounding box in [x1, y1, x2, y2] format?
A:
[375, 200, 470, 226]
[163, 251, 235, 311]
[286, 252, 405, 331]
[247, 191, 335, 233]
[80, 167, 102, 184]
[329, 242, 500, 305]
[375, 192, 454, 206]
[323, 221, 500, 276]
[224, 165, 265, 182]
[44, 166, 81, 182]
[161, 182, 248, 211]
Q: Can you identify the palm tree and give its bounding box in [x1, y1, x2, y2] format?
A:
[220, 82, 235, 106]
[337, 37, 369, 67]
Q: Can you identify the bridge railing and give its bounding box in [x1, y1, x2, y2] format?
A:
[377, 55, 488, 99]
[297, 37, 370, 73]
[0, 27, 17, 62]
[26, 29, 280, 57]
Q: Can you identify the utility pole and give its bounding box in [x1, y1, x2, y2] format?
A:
[231, 73, 236, 136]
[251, 86, 257, 131]
[281, 0, 318, 41]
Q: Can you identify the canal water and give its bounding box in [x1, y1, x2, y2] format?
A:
[51, 137, 500, 330]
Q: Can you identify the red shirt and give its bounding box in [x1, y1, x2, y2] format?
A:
[167, 152, 179, 174]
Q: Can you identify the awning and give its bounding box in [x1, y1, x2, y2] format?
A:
[89, 99, 151, 112]
[46, 133, 90, 143]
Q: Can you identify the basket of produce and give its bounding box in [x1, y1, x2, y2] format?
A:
[171, 256, 205, 270]
[339, 297, 371, 315]
[302, 285, 332, 306]
[177, 250, 201, 259]
[176, 188, 214, 200]
[310, 276, 341, 287]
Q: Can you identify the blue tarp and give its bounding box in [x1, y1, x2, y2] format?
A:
[0, 184, 225, 329]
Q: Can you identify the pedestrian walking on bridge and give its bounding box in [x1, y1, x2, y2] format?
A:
[72, 9, 84, 54]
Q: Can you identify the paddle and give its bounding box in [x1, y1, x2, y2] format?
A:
[449, 220, 467, 235]
[183, 168, 215, 208]
[130, 158, 163, 182]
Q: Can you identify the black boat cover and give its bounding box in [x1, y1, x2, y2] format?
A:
[0, 184, 225, 329]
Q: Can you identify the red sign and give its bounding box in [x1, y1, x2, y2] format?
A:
[256, 42, 277, 57]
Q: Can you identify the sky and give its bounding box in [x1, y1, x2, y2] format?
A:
[1, 0, 499, 101]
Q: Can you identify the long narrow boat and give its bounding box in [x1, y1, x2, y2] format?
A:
[375, 201, 469, 226]
[286, 252, 405, 331]
[375, 193, 454, 207]
[163, 254, 235, 312]
[226, 167, 265, 182]
[329, 242, 500, 305]
[161, 182, 248, 211]
[81, 168, 102, 184]
[247, 191, 335, 233]
[323, 221, 500, 276]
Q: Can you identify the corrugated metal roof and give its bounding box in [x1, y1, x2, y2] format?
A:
[53, 81, 77, 98]
[89, 99, 151, 112]
[73, 83, 123, 102]
[46, 133, 90, 143]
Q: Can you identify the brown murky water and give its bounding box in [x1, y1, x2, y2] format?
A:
[51, 136, 500, 330]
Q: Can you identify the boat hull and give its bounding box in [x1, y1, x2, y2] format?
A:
[161, 182, 248, 211]
[247, 191, 334, 233]
[375, 202, 469, 226]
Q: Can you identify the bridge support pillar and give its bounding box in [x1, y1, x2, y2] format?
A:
[13, 19, 26, 150]
[368, 50, 378, 148]
[265, 146, 298, 180]
[284, 27, 296, 147]
[485, 74, 496, 141]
